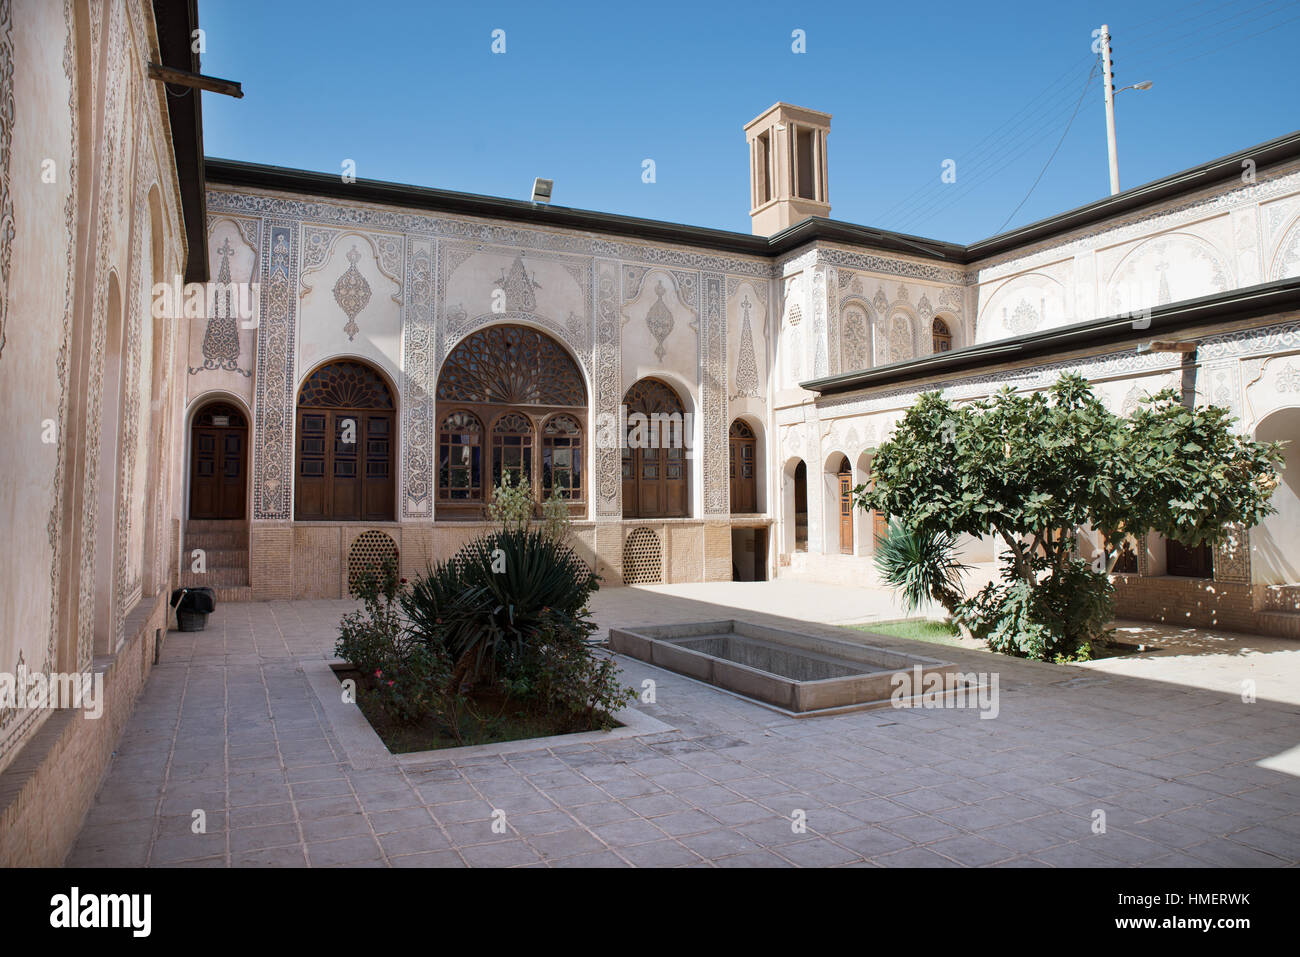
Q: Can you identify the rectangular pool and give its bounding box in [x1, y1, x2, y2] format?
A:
[609, 619, 961, 713]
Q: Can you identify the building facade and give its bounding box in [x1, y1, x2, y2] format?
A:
[2, 0, 1299, 865]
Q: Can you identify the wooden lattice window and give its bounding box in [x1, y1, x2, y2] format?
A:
[438, 411, 483, 501]
[438, 324, 585, 406]
[729, 419, 757, 514]
[491, 412, 534, 489]
[295, 360, 396, 522]
[543, 414, 583, 500]
[622, 378, 688, 519]
[435, 325, 587, 517]
[932, 317, 953, 354]
[347, 530, 399, 596]
[623, 527, 663, 584]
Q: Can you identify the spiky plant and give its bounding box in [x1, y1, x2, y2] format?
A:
[873, 520, 971, 616]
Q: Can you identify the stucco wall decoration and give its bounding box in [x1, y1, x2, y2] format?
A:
[333, 244, 372, 341]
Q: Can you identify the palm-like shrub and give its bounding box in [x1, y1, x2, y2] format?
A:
[402, 528, 600, 689]
[873, 520, 970, 616]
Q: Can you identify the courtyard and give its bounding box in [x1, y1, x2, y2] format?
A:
[67, 581, 1300, 868]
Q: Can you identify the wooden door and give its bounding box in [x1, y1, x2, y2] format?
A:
[873, 511, 889, 548]
[838, 459, 853, 554]
[296, 408, 394, 522]
[729, 420, 757, 513]
[622, 378, 688, 518]
[190, 404, 247, 519]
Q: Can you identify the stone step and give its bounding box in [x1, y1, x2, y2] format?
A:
[1258, 611, 1300, 640]
[183, 532, 248, 550]
[180, 547, 247, 569]
[185, 519, 249, 532]
[180, 568, 249, 588]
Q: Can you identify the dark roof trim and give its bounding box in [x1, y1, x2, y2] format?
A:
[203, 159, 774, 258]
[204, 128, 1300, 268]
[801, 276, 1300, 396]
[152, 0, 208, 283]
[964, 129, 1300, 261]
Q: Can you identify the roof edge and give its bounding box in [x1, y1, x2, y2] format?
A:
[800, 276, 1300, 396]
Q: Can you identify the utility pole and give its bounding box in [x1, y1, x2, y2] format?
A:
[1100, 23, 1120, 195]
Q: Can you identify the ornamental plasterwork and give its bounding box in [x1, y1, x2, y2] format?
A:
[189, 236, 253, 375]
[974, 163, 1300, 279]
[731, 294, 760, 398]
[811, 244, 970, 286]
[816, 340, 1185, 417]
[495, 253, 541, 312]
[645, 282, 674, 361]
[702, 273, 728, 514]
[1270, 216, 1300, 280]
[333, 245, 373, 341]
[252, 224, 299, 521]
[1105, 233, 1231, 315]
[402, 238, 434, 517]
[0, 0, 13, 362]
[1197, 319, 1300, 361]
[594, 260, 622, 516]
[207, 188, 772, 278]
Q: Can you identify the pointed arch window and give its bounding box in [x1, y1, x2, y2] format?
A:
[435, 324, 587, 517]
[932, 317, 953, 353]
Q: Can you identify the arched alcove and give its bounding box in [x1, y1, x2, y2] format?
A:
[1254, 407, 1300, 585]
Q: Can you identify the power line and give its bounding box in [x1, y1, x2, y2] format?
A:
[890, 79, 1102, 233]
[873, 53, 1098, 223]
[994, 61, 1101, 234]
[879, 64, 1100, 227]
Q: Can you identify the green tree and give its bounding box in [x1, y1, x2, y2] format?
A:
[856, 373, 1283, 659]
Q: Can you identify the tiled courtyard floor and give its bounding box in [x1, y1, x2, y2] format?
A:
[68, 580, 1300, 867]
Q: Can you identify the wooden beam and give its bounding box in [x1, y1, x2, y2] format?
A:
[1139, 340, 1199, 354]
[147, 62, 243, 98]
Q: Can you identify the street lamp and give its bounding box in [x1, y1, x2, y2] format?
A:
[1099, 22, 1153, 196]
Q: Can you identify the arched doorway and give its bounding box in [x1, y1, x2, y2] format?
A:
[435, 324, 588, 518]
[623, 377, 688, 518]
[295, 359, 396, 521]
[729, 419, 757, 513]
[835, 455, 853, 554]
[190, 401, 248, 520]
[1254, 407, 1300, 584]
[793, 460, 808, 551]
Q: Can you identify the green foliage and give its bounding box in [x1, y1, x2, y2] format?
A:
[956, 556, 1112, 661]
[403, 528, 602, 689]
[488, 470, 535, 533]
[366, 641, 454, 725]
[540, 485, 573, 543]
[857, 373, 1283, 660]
[873, 520, 971, 616]
[500, 608, 635, 728]
[336, 556, 454, 724]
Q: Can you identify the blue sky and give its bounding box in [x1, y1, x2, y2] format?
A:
[199, 0, 1300, 243]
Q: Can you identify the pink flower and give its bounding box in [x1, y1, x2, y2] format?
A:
[387, 680, 395, 687]
[375, 669, 383, 678]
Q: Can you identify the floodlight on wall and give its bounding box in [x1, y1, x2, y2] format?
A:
[531, 178, 554, 204]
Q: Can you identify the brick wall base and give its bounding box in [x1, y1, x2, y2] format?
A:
[0, 590, 168, 866]
[1113, 575, 1258, 631]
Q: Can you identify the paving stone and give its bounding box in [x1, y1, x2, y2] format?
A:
[306, 835, 385, 866]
